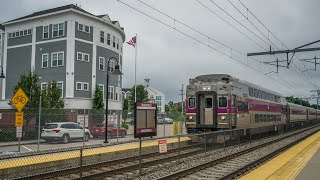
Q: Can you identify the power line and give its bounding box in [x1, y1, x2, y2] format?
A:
[117, 0, 306, 96]
[235, 0, 319, 90]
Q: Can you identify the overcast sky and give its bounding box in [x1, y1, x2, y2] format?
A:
[1, 0, 320, 104]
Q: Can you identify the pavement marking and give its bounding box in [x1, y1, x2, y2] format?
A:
[240, 132, 320, 180]
[0, 137, 190, 169]
[22, 146, 32, 152]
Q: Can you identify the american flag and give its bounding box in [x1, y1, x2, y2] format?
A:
[127, 36, 136, 47]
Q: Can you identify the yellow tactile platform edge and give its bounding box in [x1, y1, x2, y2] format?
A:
[0, 137, 190, 169]
[240, 131, 320, 180]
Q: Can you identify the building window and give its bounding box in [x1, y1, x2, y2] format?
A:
[108, 86, 114, 100]
[115, 87, 119, 100]
[83, 53, 90, 62]
[112, 36, 116, 48]
[57, 81, 63, 97]
[156, 96, 161, 101]
[78, 23, 83, 31]
[100, 31, 104, 43]
[76, 82, 82, 90]
[84, 25, 90, 33]
[51, 52, 64, 67]
[108, 60, 115, 72]
[42, 54, 49, 68]
[8, 29, 32, 39]
[52, 23, 64, 38]
[98, 84, 104, 99]
[83, 83, 89, 91]
[99, 57, 105, 71]
[41, 83, 47, 91]
[77, 52, 83, 61]
[107, 33, 111, 45]
[116, 38, 119, 49]
[43, 25, 49, 39]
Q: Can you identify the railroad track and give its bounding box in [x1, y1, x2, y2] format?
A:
[17, 144, 205, 180]
[153, 125, 320, 180]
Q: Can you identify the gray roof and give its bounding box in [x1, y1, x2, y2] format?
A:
[4, 4, 125, 32]
[122, 88, 131, 92]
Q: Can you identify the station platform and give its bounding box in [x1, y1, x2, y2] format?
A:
[240, 131, 320, 180]
[0, 137, 190, 170]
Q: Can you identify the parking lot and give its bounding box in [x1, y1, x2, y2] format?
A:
[0, 123, 186, 153]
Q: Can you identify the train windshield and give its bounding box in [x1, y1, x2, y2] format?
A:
[189, 98, 196, 108]
[219, 96, 227, 108]
[205, 98, 213, 108]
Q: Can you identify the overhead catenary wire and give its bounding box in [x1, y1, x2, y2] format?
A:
[235, 0, 320, 90]
[117, 0, 306, 96]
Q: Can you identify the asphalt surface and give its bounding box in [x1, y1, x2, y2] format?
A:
[296, 149, 320, 180]
[0, 124, 186, 153]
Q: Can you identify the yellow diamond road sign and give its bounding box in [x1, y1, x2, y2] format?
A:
[11, 88, 29, 112]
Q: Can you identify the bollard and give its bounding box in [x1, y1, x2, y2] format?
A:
[172, 122, 176, 136]
[177, 122, 181, 135]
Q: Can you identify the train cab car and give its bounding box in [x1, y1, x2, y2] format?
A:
[185, 74, 288, 133]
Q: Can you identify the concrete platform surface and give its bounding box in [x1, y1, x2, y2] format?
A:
[240, 131, 320, 180]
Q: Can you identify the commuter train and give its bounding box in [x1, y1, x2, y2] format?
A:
[185, 74, 319, 133]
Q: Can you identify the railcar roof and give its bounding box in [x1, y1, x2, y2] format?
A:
[194, 74, 283, 97]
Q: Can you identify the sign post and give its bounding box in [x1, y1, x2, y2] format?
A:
[11, 88, 29, 152]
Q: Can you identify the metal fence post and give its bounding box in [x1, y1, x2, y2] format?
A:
[178, 135, 181, 161]
[82, 110, 86, 147]
[139, 138, 142, 176]
[249, 128, 252, 143]
[223, 131, 226, 149]
[80, 147, 83, 179]
[37, 94, 42, 151]
[204, 134, 207, 155]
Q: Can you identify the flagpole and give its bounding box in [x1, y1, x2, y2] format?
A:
[135, 34, 137, 103]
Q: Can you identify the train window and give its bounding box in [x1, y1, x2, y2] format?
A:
[258, 90, 262, 99]
[232, 95, 236, 107]
[218, 96, 227, 108]
[189, 98, 196, 108]
[253, 89, 258, 98]
[237, 101, 248, 112]
[255, 114, 259, 123]
[249, 87, 253, 96]
[262, 92, 266, 99]
[205, 97, 213, 108]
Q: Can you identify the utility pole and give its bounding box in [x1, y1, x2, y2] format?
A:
[310, 90, 320, 120]
[179, 84, 184, 116]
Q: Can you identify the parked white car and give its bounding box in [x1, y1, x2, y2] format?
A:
[41, 122, 91, 143]
[164, 118, 173, 124]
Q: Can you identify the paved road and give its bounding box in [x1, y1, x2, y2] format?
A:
[0, 124, 186, 154]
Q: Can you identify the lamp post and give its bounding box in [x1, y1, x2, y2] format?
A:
[104, 57, 123, 143]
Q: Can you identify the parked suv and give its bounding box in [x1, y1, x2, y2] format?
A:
[41, 122, 91, 143]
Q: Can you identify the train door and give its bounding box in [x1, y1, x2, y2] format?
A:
[199, 94, 216, 126]
[231, 95, 237, 127]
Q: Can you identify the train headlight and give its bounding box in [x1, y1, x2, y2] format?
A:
[189, 116, 193, 120]
[221, 116, 226, 120]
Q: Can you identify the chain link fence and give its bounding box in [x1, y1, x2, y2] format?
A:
[0, 119, 318, 179]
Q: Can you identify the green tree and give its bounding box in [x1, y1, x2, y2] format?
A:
[92, 85, 105, 125]
[40, 81, 65, 123]
[165, 104, 170, 113]
[129, 84, 148, 109]
[122, 98, 129, 120]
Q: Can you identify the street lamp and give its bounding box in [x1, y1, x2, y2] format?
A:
[104, 57, 123, 143]
[0, 66, 5, 78]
